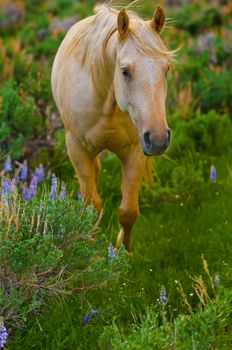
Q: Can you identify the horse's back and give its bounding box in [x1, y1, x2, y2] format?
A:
[51, 16, 95, 115]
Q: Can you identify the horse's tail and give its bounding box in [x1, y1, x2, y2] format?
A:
[144, 157, 154, 186]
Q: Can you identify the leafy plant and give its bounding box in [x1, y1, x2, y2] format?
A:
[0, 180, 129, 330]
[0, 79, 42, 159]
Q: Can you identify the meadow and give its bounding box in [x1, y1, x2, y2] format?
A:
[0, 0, 232, 349]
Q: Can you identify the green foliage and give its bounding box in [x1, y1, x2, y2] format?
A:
[0, 189, 129, 330]
[173, 3, 224, 35]
[194, 69, 232, 113]
[99, 285, 232, 350]
[0, 79, 42, 159]
[169, 110, 232, 157]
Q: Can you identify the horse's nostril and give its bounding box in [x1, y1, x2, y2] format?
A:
[143, 130, 170, 154]
[167, 129, 171, 144]
[143, 132, 151, 148]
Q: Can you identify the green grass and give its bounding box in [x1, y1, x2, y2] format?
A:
[8, 146, 232, 349]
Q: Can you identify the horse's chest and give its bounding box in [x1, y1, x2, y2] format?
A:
[84, 112, 138, 154]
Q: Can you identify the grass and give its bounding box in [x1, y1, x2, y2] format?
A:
[7, 146, 232, 349]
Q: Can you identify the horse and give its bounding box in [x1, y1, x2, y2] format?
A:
[51, 2, 174, 251]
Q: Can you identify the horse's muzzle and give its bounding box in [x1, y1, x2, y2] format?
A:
[142, 129, 171, 156]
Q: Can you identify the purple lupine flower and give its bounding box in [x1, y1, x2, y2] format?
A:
[0, 320, 8, 349]
[214, 274, 220, 287]
[4, 156, 12, 173]
[77, 191, 82, 200]
[52, 173, 58, 187]
[20, 160, 28, 181]
[35, 164, 44, 183]
[29, 174, 37, 198]
[159, 286, 167, 305]
[22, 183, 31, 200]
[1, 177, 12, 195]
[108, 243, 115, 259]
[82, 310, 98, 325]
[59, 182, 66, 199]
[50, 174, 57, 199]
[210, 165, 216, 181]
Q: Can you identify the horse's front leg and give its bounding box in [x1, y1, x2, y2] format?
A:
[66, 131, 102, 213]
[117, 146, 147, 251]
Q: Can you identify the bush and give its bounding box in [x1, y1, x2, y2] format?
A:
[173, 3, 224, 35]
[0, 178, 129, 331]
[169, 110, 232, 157]
[194, 69, 232, 114]
[0, 79, 43, 159]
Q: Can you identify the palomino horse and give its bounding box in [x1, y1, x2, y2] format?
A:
[51, 3, 174, 251]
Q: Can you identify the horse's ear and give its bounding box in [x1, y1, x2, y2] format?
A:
[117, 8, 130, 40]
[150, 5, 165, 34]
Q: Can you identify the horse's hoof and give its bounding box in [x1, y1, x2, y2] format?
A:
[116, 229, 124, 247]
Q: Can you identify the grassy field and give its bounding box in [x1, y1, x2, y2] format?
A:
[1, 0, 232, 349]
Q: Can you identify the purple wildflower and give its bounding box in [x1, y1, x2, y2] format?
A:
[108, 243, 115, 259]
[59, 182, 66, 199]
[82, 310, 98, 325]
[77, 191, 82, 200]
[20, 160, 28, 181]
[29, 174, 37, 198]
[22, 183, 31, 200]
[50, 187, 56, 200]
[1, 177, 12, 195]
[52, 173, 57, 187]
[35, 164, 44, 183]
[50, 174, 57, 199]
[159, 286, 167, 305]
[210, 165, 216, 181]
[0, 320, 8, 349]
[214, 274, 220, 287]
[4, 156, 12, 173]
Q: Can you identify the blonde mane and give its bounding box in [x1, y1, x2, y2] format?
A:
[65, 3, 175, 97]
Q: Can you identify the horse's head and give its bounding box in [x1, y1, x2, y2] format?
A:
[114, 6, 171, 156]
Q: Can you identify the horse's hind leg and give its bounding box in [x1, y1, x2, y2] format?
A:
[66, 132, 102, 213]
[117, 146, 146, 251]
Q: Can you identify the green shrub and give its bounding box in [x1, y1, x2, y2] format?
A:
[194, 69, 232, 114]
[169, 111, 232, 157]
[0, 79, 43, 159]
[0, 187, 128, 331]
[174, 3, 224, 35]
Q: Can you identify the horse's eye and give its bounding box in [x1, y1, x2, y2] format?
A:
[122, 67, 130, 78]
